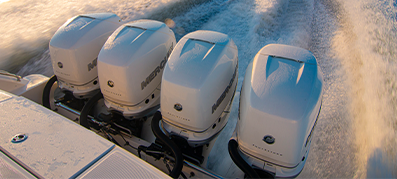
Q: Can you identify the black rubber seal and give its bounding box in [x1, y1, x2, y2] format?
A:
[151, 111, 183, 178]
[42, 75, 57, 109]
[80, 91, 103, 129]
[228, 139, 261, 178]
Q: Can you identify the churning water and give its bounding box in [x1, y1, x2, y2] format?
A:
[1, 0, 396, 177]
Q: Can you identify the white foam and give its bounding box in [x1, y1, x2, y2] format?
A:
[0, 0, 182, 74]
[330, 0, 397, 177]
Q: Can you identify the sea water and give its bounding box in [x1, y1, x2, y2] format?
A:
[0, 0, 396, 177]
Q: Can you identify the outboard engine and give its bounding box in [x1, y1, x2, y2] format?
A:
[160, 30, 238, 148]
[49, 13, 121, 98]
[98, 20, 176, 119]
[229, 44, 323, 178]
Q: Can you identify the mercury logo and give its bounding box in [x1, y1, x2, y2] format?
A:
[108, 80, 114, 88]
[174, 103, 183, 111]
[263, 135, 275, 144]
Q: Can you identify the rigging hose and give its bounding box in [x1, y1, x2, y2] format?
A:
[80, 91, 103, 129]
[151, 111, 183, 178]
[228, 139, 260, 178]
[42, 75, 57, 109]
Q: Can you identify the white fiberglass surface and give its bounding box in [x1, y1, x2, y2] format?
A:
[1, 0, 397, 177]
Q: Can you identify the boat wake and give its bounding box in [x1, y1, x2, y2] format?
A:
[0, 0, 396, 177]
[1, 0, 203, 76]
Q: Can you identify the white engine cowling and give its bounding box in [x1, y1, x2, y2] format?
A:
[49, 13, 121, 98]
[235, 44, 323, 177]
[98, 20, 176, 118]
[161, 30, 238, 146]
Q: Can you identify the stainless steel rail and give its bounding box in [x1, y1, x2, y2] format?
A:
[55, 101, 225, 179]
[184, 161, 223, 179]
[0, 71, 21, 81]
[54, 102, 106, 126]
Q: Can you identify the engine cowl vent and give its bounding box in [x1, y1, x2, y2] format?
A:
[161, 30, 238, 146]
[98, 19, 176, 118]
[49, 13, 122, 98]
[235, 44, 323, 177]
